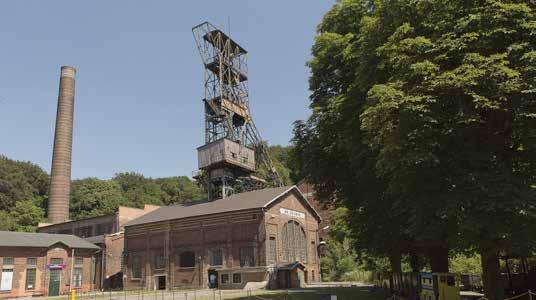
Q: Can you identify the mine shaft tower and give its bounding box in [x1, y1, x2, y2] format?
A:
[193, 21, 282, 200]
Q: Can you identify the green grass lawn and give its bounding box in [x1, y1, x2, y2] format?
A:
[227, 287, 387, 300]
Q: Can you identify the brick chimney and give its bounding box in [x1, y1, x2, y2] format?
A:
[48, 66, 76, 224]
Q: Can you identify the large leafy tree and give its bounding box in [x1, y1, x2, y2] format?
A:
[293, 0, 413, 274]
[294, 1, 536, 298]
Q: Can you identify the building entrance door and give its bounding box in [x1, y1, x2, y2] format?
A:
[208, 270, 218, 288]
[155, 275, 166, 290]
[48, 269, 61, 296]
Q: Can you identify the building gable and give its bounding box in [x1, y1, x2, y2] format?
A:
[263, 186, 322, 224]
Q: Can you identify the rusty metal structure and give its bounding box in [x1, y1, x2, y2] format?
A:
[48, 65, 76, 224]
[192, 21, 282, 200]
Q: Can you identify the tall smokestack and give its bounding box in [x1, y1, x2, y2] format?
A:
[48, 65, 76, 224]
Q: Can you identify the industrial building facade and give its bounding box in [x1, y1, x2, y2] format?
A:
[0, 231, 99, 298]
[38, 205, 159, 290]
[123, 186, 322, 290]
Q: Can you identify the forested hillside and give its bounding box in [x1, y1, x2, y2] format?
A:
[0, 145, 295, 232]
[0, 155, 205, 232]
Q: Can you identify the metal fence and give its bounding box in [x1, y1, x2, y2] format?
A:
[65, 288, 326, 300]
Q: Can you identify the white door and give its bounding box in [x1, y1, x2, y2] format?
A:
[0, 270, 13, 291]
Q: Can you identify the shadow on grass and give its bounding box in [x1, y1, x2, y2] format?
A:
[227, 286, 388, 300]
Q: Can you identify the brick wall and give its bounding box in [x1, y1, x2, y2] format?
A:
[265, 189, 321, 283]
[123, 188, 322, 289]
[123, 210, 263, 290]
[0, 245, 96, 298]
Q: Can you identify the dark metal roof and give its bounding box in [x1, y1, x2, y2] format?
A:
[274, 262, 306, 270]
[84, 235, 105, 245]
[0, 231, 100, 250]
[125, 186, 321, 227]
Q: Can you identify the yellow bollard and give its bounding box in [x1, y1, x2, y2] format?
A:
[69, 290, 76, 300]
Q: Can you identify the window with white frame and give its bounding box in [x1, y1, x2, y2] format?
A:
[72, 268, 83, 288]
[1, 258, 14, 291]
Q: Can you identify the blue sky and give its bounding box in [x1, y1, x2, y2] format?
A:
[0, 1, 334, 179]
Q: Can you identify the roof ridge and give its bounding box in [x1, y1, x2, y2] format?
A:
[125, 186, 291, 227]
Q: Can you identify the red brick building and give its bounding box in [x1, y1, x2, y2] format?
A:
[37, 205, 159, 290]
[0, 231, 99, 298]
[123, 186, 322, 290]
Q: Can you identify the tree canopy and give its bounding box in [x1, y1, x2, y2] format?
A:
[293, 0, 536, 298]
[0, 155, 207, 229]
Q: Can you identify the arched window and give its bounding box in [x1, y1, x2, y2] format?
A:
[281, 221, 307, 263]
[179, 251, 196, 268]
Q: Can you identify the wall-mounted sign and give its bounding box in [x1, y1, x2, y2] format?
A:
[46, 263, 66, 269]
[280, 208, 305, 219]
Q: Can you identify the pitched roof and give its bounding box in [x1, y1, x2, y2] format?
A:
[0, 231, 100, 250]
[126, 186, 322, 227]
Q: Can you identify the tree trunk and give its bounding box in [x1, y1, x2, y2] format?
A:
[389, 248, 402, 273]
[427, 245, 449, 273]
[480, 245, 504, 300]
[409, 251, 423, 273]
[388, 248, 402, 294]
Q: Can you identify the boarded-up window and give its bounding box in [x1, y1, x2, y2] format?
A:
[267, 236, 277, 264]
[280, 221, 307, 263]
[239, 247, 254, 267]
[179, 251, 196, 268]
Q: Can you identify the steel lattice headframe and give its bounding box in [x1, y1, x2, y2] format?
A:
[192, 21, 283, 190]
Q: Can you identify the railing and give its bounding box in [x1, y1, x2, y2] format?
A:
[56, 288, 307, 300]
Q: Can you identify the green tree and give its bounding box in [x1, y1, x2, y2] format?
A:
[113, 172, 167, 207]
[70, 178, 124, 220]
[0, 155, 49, 212]
[449, 253, 482, 275]
[155, 176, 206, 205]
[10, 199, 45, 232]
[294, 1, 536, 298]
[0, 211, 16, 231]
[292, 0, 413, 274]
